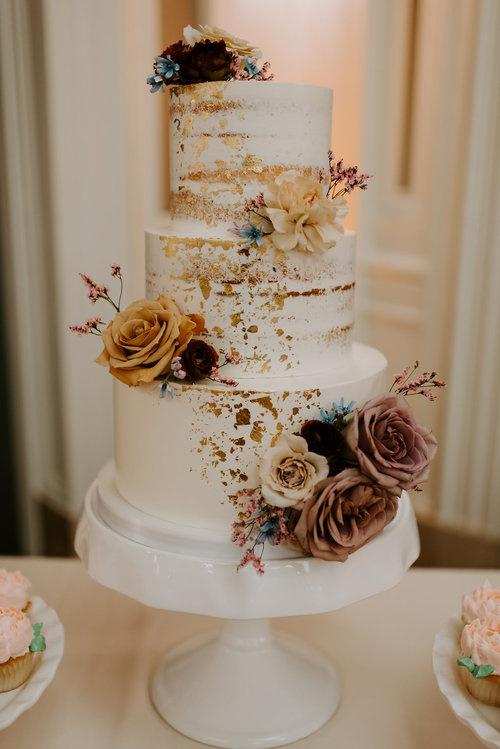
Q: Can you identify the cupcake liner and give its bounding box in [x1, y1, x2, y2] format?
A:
[461, 666, 500, 707]
[0, 651, 37, 693]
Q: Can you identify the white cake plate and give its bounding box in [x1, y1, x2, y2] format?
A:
[75, 480, 419, 748]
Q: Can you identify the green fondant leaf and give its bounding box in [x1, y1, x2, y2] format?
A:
[457, 657, 475, 673]
[457, 657, 494, 679]
[475, 664, 495, 679]
[29, 622, 47, 653]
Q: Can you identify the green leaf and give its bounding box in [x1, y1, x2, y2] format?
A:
[29, 622, 46, 653]
[457, 657, 495, 679]
[457, 657, 475, 673]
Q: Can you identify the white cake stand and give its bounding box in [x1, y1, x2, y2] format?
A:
[75, 478, 419, 748]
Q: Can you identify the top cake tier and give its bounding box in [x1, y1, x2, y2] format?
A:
[169, 80, 332, 230]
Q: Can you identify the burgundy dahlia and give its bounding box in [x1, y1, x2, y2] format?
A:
[181, 339, 219, 381]
[300, 420, 346, 472]
[163, 40, 239, 84]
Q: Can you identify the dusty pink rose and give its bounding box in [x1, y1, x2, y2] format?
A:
[344, 393, 437, 490]
[294, 468, 399, 561]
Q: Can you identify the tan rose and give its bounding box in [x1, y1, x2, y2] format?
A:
[259, 434, 329, 509]
[183, 25, 262, 60]
[262, 171, 347, 255]
[96, 296, 195, 386]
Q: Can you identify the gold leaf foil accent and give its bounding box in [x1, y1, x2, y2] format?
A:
[199, 277, 211, 300]
[251, 396, 278, 420]
[270, 422, 284, 447]
[250, 421, 264, 443]
[234, 407, 251, 426]
[181, 163, 322, 185]
[160, 236, 237, 253]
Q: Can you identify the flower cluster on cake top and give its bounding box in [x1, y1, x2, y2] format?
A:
[70, 267, 238, 395]
[233, 152, 371, 256]
[147, 25, 272, 92]
[232, 364, 444, 573]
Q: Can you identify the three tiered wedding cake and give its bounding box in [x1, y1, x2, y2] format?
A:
[72, 26, 442, 572]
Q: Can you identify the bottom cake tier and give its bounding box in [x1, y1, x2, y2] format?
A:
[112, 342, 387, 537]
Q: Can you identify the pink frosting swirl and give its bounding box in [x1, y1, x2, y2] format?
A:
[0, 569, 31, 610]
[461, 619, 500, 675]
[462, 580, 500, 629]
[0, 608, 32, 664]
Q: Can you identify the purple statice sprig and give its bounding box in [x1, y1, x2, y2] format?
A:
[78, 264, 122, 312]
[319, 397, 356, 428]
[390, 361, 446, 401]
[231, 488, 296, 575]
[327, 151, 372, 199]
[207, 350, 242, 386]
[68, 317, 105, 336]
[244, 193, 266, 213]
[70, 264, 123, 335]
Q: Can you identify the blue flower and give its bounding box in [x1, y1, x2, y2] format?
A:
[160, 380, 174, 399]
[243, 56, 260, 77]
[155, 55, 180, 79]
[232, 221, 265, 246]
[320, 397, 356, 423]
[147, 74, 165, 93]
[256, 516, 280, 544]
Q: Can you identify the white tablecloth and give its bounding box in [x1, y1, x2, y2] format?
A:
[0, 557, 493, 748]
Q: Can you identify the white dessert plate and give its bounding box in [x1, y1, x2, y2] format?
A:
[0, 595, 64, 731]
[433, 616, 500, 748]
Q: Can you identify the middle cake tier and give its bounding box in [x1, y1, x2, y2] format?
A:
[146, 225, 356, 377]
[113, 342, 386, 536]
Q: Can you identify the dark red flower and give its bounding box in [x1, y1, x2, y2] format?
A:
[181, 339, 219, 381]
[162, 40, 239, 84]
[300, 420, 346, 472]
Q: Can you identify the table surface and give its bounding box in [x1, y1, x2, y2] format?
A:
[1, 557, 497, 749]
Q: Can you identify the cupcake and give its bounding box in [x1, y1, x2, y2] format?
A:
[0, 609, 46, 693]
[462, 580, 500, 629]
[458, 618, 500, 706]
[0, 569, 32, 612]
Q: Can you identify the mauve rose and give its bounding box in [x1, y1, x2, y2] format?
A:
[294, 468, 399, 562]
[344, 393, 437, 490]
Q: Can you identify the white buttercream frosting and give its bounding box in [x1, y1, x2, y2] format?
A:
[0, 569, 31, 610]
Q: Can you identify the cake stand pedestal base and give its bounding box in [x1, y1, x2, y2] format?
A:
[151, 618, 340, 749]
[76, 479, 419, 747]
